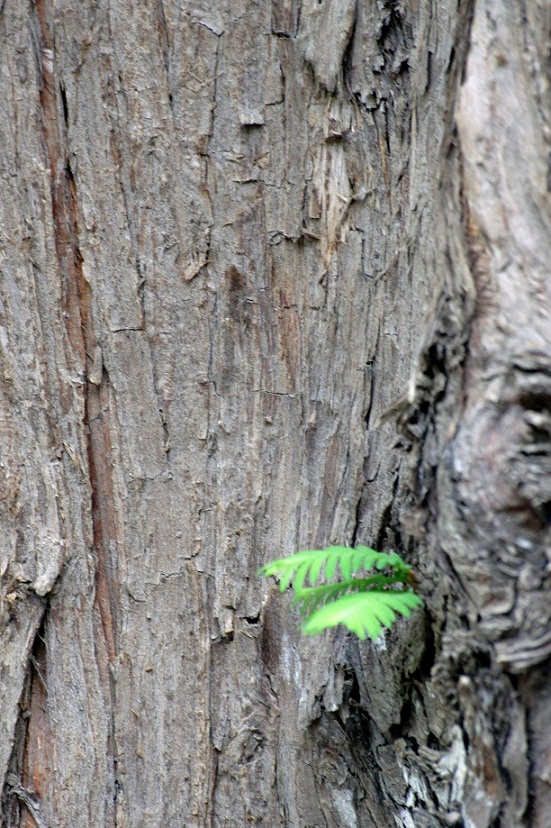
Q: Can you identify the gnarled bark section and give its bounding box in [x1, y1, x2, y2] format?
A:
[403, 2, 551, 825]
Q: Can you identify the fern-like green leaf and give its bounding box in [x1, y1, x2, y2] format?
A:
[294, 575, 408, 616]
[258, 546, 411, 597]
[259, 545, 423, 640]
[301, 590, 423, 640]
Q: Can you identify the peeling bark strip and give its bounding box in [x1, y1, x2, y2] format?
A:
[0, 0, 549, 826]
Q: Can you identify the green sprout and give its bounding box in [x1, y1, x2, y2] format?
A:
[259, 545, 423, 640]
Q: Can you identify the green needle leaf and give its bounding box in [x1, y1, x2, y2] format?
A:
[301, 591, 423, 640]
[259, 545, 423, 641]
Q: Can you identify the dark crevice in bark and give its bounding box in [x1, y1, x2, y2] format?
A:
[59, 82, 68, 127]
[376, 1, 411, 77]
[341, 2, 357, 91]
[3, 611, 50, 828]
[350, 491, 363, 548]
[373, 499, 393, 554]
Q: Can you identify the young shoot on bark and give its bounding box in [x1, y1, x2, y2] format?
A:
[259, 546, 423, 640]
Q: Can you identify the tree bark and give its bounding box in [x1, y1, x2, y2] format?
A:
[0, 0, 549, 826]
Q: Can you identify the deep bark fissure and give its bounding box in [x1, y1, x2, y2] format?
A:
[3, 615, 46, 828]
[29, 1, 121, 823]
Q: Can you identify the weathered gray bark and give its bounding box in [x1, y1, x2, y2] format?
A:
[1, 0, 549, 826]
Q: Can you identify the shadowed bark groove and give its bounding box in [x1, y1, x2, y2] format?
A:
[1, 1, 549, 826]
[398, 2, 551, 825]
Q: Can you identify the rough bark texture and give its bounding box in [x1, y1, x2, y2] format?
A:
[0, 0, 549, 826]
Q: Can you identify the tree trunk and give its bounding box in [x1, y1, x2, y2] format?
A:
[1, 0, 549, 825]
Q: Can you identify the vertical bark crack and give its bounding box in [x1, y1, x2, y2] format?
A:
[2, 605, 48, 828]
[34, 0, 119, 664]
[29, 0, 121, 822]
